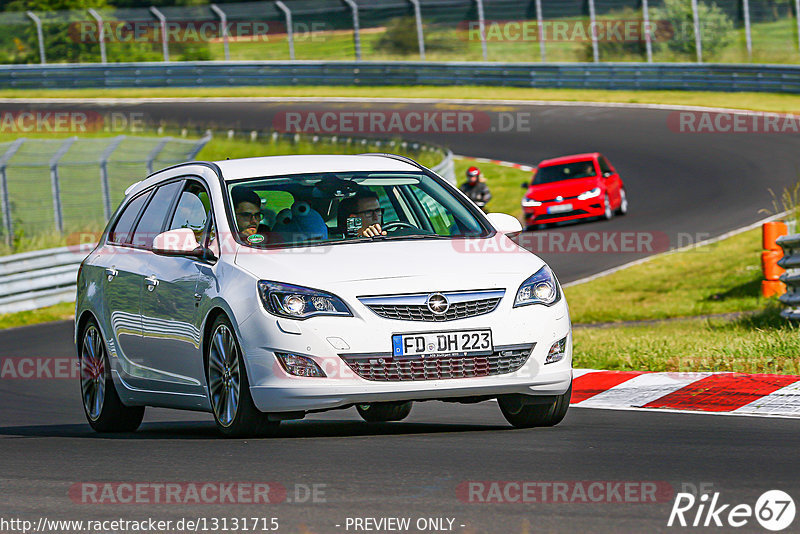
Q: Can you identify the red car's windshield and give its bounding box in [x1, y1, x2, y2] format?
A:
[533, 160, 596, 185]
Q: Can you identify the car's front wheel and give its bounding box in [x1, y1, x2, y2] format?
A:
[602, 194, 614, 220]
[356, 401, 413, 422]
[498, 384, 572, 428]
[207, 315, 279, 438]
[616, 188, 628, 215]
[79, 318, 145, 433]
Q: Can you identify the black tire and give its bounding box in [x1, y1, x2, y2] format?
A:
[79, 318, 144, 433]
[356, 401, 413, 422]
[616, 188, 628, 215]
[498, 383, 572, 429]
[206, 315, 280, 438]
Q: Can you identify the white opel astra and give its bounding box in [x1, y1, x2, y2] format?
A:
[75, 154, 572, 437]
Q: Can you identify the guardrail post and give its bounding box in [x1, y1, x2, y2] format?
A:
[742, 0, 752, 59]
[0, 139, 25, 247]
[210, 4, 230, 61]
[691, 0, 702, 63]
[409, 0, 426, 60]
[587, 0, 599, 62]
[88, 8, 107, 64]
[149, 6, 170, 62]
[49, 137, 76, 234]
[642, 0, 653, 63]
[535, 0, 546, 62]
[275, 1, 295, 60]
[26, 11, 46, 65]
[146, 137, 171, 175]
[475, 0, 488, 61]
[99, 135, 125, 220]
[342, 0, 362, 61]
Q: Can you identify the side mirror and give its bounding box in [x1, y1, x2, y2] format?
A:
[603, 171, 613, 178]
[486, 212, 523, 234]
[521, 181, 530, 189]
[153, 229, 206, 258]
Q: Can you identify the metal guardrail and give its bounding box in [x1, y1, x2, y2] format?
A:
[3, 61, 800, 93]
[776, 233, 800, 320]
[0, 143, 453, 315]
[0, 245, 90, 315]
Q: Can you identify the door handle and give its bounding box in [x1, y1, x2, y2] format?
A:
[144, 275, 159, 291]
[105, 267, 118, 281]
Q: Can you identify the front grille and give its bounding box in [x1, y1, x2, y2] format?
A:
[367, 297, 501, 322]
[340, 344, 534, 381]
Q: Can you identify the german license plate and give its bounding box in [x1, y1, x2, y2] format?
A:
[392, 329, 493, 358]
[547, 203, 573, 214]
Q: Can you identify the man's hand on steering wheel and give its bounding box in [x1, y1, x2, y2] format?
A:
[358, 223, 387, 238]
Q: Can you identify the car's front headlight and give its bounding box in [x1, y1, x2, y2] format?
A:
[577, 187, 602, 200]
[514, 265, 560, 307]
[258, 281, 352, 319]
[521, 197, 542, 207]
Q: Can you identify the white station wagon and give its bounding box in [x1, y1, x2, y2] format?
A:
[76, 154, 573, 436]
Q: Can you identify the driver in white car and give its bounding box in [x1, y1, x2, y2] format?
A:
[337, 190, 388, 238]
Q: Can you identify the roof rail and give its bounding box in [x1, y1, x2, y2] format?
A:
[359, 152, 427, 171]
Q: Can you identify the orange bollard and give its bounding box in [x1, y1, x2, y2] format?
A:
[762, 280, 787, 298]
[763, 221, 788, 251]
[761, 249, 786, 281]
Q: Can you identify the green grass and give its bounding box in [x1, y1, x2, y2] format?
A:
[0, 301, 75, 330]
[573, 306, 800, 374]
[5, 85, 800, 115]
[564, 228, 765, 324]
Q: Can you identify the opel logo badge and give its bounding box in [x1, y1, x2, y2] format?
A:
[427, 293, 450, 315]
[556, 195, 563, 202]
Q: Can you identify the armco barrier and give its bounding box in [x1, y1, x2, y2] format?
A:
[0, 246, 89, 315]
[777, 232, 800, 320]
[3, 61, 800, 93]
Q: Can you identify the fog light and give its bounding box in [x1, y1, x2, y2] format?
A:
[545, 337, 567, 365]
[275, 352, 326, 377]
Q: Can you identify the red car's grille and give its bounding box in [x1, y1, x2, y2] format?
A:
[340, 344, 534, 381]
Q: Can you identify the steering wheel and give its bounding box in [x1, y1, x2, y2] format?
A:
[382, 221, 416, 233]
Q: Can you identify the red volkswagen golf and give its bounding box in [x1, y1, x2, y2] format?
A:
[521, 153, 627, 229]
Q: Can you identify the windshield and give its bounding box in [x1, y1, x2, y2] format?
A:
[226, 171, 490, 248]
[533, 160, 597, 185]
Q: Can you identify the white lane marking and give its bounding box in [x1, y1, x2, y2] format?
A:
[574, 371, 711, 408]
[734, 380, 800, 416]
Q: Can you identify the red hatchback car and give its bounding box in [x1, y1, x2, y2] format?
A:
[521, 153, 627, 229]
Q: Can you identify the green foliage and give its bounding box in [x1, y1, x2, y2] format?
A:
[651, 0, 734, 58]
[374, 16, 459, 56]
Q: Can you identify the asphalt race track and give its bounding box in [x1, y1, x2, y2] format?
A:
[2, 99, 800, 533]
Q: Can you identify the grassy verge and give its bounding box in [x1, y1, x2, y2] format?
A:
[1, 86, 800, 114]
[0, 301, 75, 330]
[564, 228, 764, 324]
[573, 306, 799, 375]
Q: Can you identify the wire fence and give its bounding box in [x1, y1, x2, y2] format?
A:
[0, 135, 209, 247]
[1, 0, 798, 66]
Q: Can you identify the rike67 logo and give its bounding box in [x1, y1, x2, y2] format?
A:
[668, 490, 795, 531]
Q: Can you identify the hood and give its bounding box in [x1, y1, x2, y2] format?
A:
[527, 177, 599, 200]
[234, 235, 545, 295]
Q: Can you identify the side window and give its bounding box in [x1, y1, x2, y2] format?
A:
[599, 156, 613, 175]
[169, 180, 219, 257]
[371, 186, 399, 224]
[131, 181, 182, 249]
[169, 181, 211, 238]
[110, 191, 150, 244]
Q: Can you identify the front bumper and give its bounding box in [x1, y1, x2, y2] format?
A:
[237, 295, 572, 413]
[523, 197, 604, 225]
